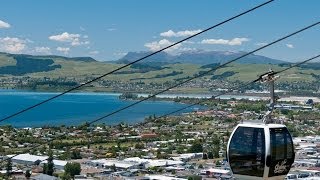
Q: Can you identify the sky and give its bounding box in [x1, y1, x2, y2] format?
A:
[0, 0, 319, 62]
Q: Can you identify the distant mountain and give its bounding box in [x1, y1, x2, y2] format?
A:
[117, 51, 171, 64]
[117, 50, 287, 65]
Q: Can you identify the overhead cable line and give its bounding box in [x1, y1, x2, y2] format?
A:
[0, 0, 274, 123]
[1, 22, 319, 164]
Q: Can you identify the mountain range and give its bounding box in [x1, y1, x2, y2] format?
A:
[0, 50, 292, 77]
[0, 51, 319, 84]
[117, 50, 287, 65]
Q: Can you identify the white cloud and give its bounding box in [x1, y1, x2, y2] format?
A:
[256, 42, 268, 46]
[49, 32, 80, 42]
[286, 44, 294, 48]
[0, 37, 26, 53]
[34, 47, 51, 54]
[56, 47, 70, 54]
[113, 52, 127, 57]
[49, 32, 89, 46]
[0, 20, 10, 29]
[177, 47, 199, 53]
[201, 38, 249, 46]
[144, 39, 181, 52]
[89, 50, 99, 55]
[183, 40, 195, 44]
[160, 29, 202, 37]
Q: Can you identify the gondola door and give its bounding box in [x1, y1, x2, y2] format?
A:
[266, 127, 295, 178]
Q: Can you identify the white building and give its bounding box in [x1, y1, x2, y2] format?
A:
[10, 154, 48, 165]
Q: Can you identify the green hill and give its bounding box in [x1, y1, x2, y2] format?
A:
[0, 52, 319, 90]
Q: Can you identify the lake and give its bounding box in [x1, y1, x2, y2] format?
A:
[0, 90, 203, 128]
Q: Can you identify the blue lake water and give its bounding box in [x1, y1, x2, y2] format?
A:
[0, 90, 203, 128]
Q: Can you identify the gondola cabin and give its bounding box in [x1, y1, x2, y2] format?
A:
[227, 123, 295, 180]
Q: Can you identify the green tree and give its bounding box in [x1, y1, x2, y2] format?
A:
[202, 153, 208, 159]
[156, 149, 161, 159]
[6, 158, 12, 177]
[70, 150, 82, 159]
[46, 150, 54, 176]
[212, 135, 220, 146]
[207, 151, 214, 159]
[134, 143, 144, 149]
[64, 162, 81, 178]
[43, 163, 48, 174]
[188, 142, 203, 153]
[61, 173, 71, 180]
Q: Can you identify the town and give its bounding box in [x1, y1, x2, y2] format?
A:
[1, 76, 320, 97]
[0, 95, 319, 179]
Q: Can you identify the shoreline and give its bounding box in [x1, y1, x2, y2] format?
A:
[1, 89, 319, 102]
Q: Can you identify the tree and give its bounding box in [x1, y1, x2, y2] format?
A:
[117, 141, 122, 151]
[46, 150, 54, 176]
[134, 143, 144, 149]
[202, 153, 208, 159]
[6, 158, 12, 177]
[213, 146, 220, 158]
[207, 151, 214, 159]
[64, 162, 81, 178]
[43, 163, 48, 174]
[212, 135, 220, 146]
[25, 170, 31, 179]
[70, 150, 82, 159]
[188, 142, 203, 153]
[61, 173, 71, 180]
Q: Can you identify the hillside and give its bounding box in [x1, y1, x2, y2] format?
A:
[117, 50, 286, 65]
[0, 51, 319, 87]
[0, 52, 96, 76]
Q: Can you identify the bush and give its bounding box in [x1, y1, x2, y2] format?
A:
[64, 162, 81, 178]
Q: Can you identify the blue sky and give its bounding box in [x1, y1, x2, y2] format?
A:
[0, 0, 319, 62]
